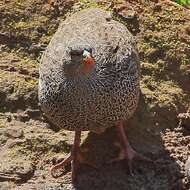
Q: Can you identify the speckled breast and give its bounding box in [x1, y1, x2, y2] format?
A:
[38, 74, 140, 132]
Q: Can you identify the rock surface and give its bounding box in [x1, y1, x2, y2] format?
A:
[185, 157, 190, 181]
[178, 108, 190, 130]
[0, 0, 190, 189]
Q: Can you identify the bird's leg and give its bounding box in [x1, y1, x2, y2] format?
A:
[71, 130, 81, 184]
[109, 121, 153, 175]
[50, 131, 96, 184]
[50, 131, 81, 183]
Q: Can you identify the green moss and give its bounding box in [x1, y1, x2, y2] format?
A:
[0, 70, 36, 102]
[40, 35, 51, 44]
[77, 0, 102, 9]
[14, 21, 26, 29]
[180, 58, 190, 74]
[0, 106, 8, 113]
[0, 124, 5, 128]
[141, 77, 184, 112]
[8, 135, 70, 161]
[19, 57, 39, 68]
[173, 0, 190, 7]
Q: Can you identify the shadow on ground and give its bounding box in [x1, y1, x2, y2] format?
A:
[72, 95, 183, 190]
[32, 93, 183, 190]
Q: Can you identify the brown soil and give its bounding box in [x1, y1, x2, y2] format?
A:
[0, 0, 190, 189]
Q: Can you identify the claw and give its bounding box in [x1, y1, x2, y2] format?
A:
[50, 131, 81, 185]
[50, 131, 98, 185]
[50, 153, 72, 178]
[107, 121, 154, 175]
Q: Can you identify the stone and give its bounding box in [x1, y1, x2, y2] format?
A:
[4, 127, 24, 139]
[185, 157, 190, 180]
[178, 111, 190, 130]
[0, 155, 35, 182]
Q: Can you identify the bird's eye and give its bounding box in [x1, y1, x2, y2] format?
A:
[84, 47, 92, 54]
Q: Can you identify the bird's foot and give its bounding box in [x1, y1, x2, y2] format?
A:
[50, 153, 72, 178]
[108, 142, 153, 175]
[50, 150, 96, 184]
[112, 121, 154, 175]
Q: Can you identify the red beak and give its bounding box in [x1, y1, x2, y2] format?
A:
[84, 55, 94, 65]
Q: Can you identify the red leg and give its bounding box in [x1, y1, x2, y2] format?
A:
[71, 130, 81, 184]
[50, 131, 96, 185]
[109, 121, 153, 175]
[51, 131, 81, 184]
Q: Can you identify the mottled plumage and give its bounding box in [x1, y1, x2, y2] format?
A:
[38, 8, 140, 133]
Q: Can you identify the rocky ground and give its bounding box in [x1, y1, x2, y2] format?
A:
[0, 0, 190, 189]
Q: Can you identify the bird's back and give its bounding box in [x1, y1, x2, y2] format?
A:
[39, 8, 140, 133]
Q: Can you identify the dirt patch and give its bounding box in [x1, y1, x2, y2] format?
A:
[0, 0, 190, 189]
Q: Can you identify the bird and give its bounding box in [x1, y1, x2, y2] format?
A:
[38, 8, 151, 184]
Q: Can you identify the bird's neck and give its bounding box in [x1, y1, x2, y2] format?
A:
[64, 63, 96, 79]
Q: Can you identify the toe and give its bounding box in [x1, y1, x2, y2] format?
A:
[50, 154, 72, 178]
[126, 158, 134, 175]
[51, 165, 65, 178]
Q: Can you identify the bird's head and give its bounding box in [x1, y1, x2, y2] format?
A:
[64, 46, 95, 77]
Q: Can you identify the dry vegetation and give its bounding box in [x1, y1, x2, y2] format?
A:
[0, 0, 190, 189]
